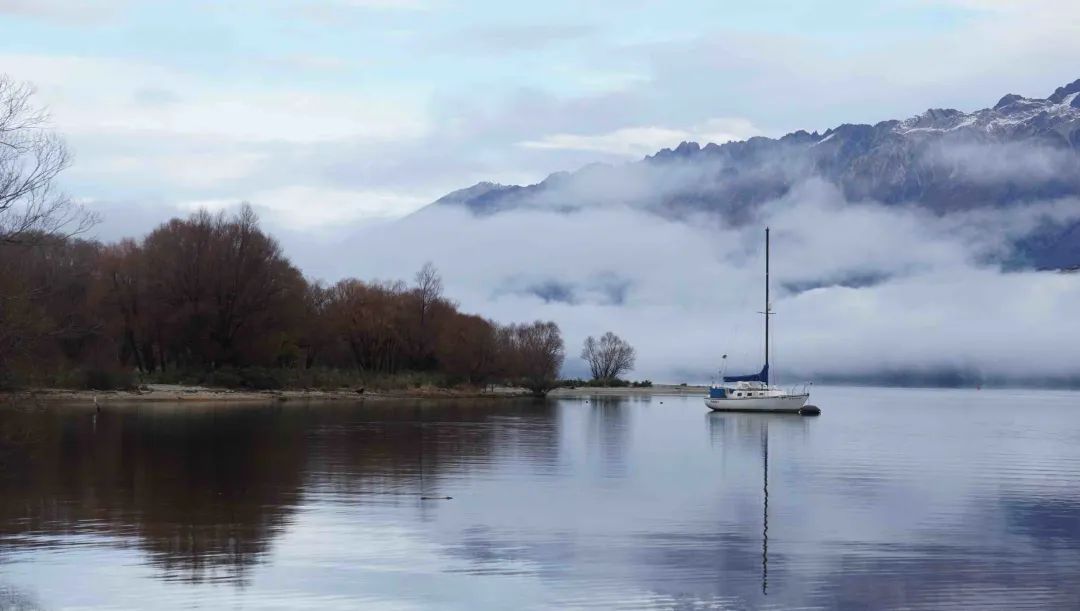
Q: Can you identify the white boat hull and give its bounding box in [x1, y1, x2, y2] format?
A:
[705, 393, 809, 413]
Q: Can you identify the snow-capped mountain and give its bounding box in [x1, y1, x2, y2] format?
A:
[429, 78, 1080, 268]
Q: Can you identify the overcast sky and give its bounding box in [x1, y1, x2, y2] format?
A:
[3, 0, 1079, 238]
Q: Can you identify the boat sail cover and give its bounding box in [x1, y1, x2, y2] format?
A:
[723, 365, 769, 384]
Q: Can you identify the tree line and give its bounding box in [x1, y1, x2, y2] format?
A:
[0, 207, 566, 394]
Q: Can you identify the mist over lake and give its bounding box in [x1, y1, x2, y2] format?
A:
[309, 189, 1080, 386]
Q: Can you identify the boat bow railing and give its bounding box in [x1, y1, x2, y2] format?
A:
[787, 381, 813, 396]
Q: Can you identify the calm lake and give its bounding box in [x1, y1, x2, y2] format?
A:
[1, 387, 1079, 609]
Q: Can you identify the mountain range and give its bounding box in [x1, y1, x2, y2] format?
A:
[431, 78, 1080, 269]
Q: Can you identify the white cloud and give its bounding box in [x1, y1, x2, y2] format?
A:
[307, 184, 1080, 384]
[2, 52, 435, 229]
[921, 0, 1080, 13]
[337, 0, 429, 8]
[0, 0, 127, 23]
[294, 0, 433, 21]
[570, 71, 651, 94]
[444, 24, 596, 53]
[83, 150, 269, 190]
[88, 91, 423, 142]
[1, 54, 427, 144]
[181, 186, 429, 230]
[518, 118, 761, 157]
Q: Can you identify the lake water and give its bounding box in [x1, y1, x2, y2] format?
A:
[1, 387, 1079, 609]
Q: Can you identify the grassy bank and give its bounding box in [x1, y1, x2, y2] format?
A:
[2, 383, 534, 405]
[550, 384, 707, 398]
[4, 383, 708, 405]
[1, 368, 708, 405]
[556, 378, 654, 389]
[1, 366, 479, 393]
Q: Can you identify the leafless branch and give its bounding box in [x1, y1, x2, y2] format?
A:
[0, 74, 98, 245]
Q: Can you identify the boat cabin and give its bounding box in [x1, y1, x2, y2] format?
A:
[709, 381, 770, 399]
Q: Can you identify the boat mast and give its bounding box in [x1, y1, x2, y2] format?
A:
[765, 227, 770, 379]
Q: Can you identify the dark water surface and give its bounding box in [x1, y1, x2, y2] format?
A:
[1, 387, 1079, 609]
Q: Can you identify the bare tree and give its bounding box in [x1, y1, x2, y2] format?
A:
[410, 261, 444, 365]
[415, 262, 443, 304]
[414, 261, 443, 329]
[581, 331, 636, 383]
[0, 75, 96, 244]
[504, 320, 565, 396]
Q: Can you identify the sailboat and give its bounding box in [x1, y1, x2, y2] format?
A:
[705, 228, 811, 413]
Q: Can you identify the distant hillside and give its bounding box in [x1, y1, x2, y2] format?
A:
[428, 78, 1080, 269]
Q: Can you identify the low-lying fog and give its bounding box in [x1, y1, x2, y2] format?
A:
[285, 179, 1080, 385]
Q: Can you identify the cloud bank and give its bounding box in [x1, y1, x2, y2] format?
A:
[293, 178, 1080, 385]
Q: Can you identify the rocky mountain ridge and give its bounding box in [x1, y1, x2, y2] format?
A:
[431, 78, 1080, 268]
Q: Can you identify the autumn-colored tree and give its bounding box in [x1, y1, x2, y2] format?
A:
[324, 279, 409, 373]
[502, 321, 565, 396]
[297, 281, 333, 369]
[0, 235, 115, 386]
[99, 239, 153, 371]
[205, 204, 306, 366]
[436, 314, 499, 385]
[0, 240, 51, 382]
[137, 206, 306, 370]
[141, 210, 218, 368]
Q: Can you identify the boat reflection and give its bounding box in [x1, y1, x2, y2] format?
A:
[706, 412, 813, 597]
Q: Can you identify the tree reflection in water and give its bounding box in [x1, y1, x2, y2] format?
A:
[0, 583, 43, 611]
[0, 399, 558, 587]
[0, 403, 308, 585]
[4, 394, 1076, 609]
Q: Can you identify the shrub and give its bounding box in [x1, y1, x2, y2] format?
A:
[0, 369, 21, 391]
[556, 377, 651, 388]
[84, 368, 136, 391]
[204, 367, 243, 389]
[239, 367, 286, 390]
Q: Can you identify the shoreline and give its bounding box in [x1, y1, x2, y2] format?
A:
[3, 384, 531, 404]
[3, 383, 710, 405]
[548, 384, 707, 398]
